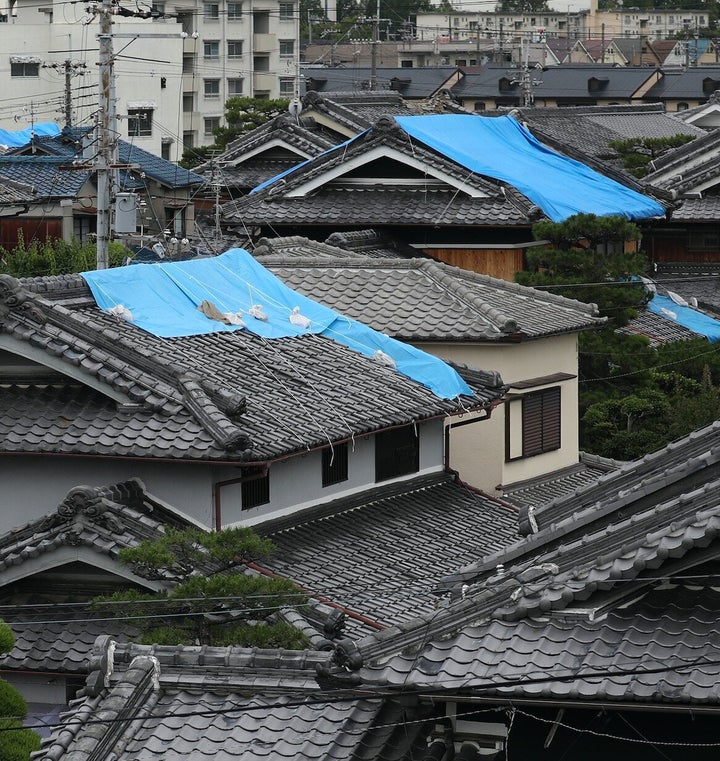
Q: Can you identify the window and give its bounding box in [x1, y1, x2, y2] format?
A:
[254, 56, 270, 72]
[10, 62, 39, 77]
[279, 39, 294, 58]
[203, 2, 219, 18]
[375, 426, 419, 482]
[322, 443, 348, 487]
[204, 40, 219, 58]
[228, 78, 244, 95]
[242, 472, 269, 509]
[227, 39, 243, 57]
[161, 141, 171, 160]
[204, 117, 220, 135]
[182, 92, 194, 112]
[183, 54, 195, 74]
[474, 101, 486, 111]
[151, 1, 165, 18]
[401, 59, 413, 68]
[183, 131, 195, 149]
[227, 1, 243, 19]
[507, 387, 561, 460]
[204, 79, 220, 97]
[128, 108, 152, 137]
[279, 77, 294, 97]
[279, 1, 294, 19]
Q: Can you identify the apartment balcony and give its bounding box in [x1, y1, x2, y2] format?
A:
[253, 33, 275, 52]
[253, 72, 276, 91]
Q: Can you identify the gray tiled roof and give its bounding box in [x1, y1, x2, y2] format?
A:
[34, 637, 431, 761]
[650, 263, 720, 313]
[301, 68, 458, 99]
[514, 104, 703, 178]
[0, 175, 35, 204]
[644, 129, 720, 199]
[669, 195, 720, 222]
[644, 66, 720, 103]
[259, 472, 520, 637]
[0, 270, 502, 465]
[324, 229, 424, 258]
[221, 116, 541, 231]
[618, 307, 705, 344]
[255, 249, 605, 342]
[0, 156, 87, 199]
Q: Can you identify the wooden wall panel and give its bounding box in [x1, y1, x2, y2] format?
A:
[0, 219, 62, 251]
[423, 248, 524, 281]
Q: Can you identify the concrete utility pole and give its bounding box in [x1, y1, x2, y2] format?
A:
[42, 59, 88, 127]
[370, 0, 380, 90]
[96, 0, 118, 270]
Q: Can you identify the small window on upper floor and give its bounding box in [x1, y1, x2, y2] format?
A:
[279, 77, 294, 97]
[11, 61, 39, 77]
[375, 425, 419, 483]
[241, 472, 270, 509]
[204, 79, 220, 98]
[204, 2, 219, 19]
[228, 1, 243, 19]
[279, 2, 294, 20]
[322, 442, 348, 487]
[227, 40, 243, 57]
[204, 40, 220, 58]
[506, 386, 561, 460]
[279, 39, 295, 58]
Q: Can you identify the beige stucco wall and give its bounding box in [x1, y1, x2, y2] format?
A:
[416, 333, 580, 496]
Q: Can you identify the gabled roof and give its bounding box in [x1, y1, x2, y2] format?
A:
[673, 90, 720, 129]
[0, 262, 501, 465]
[17, 127, 204, 190]
[221, 116, 544, 232]
[300, 90, 415, 134]
[254, 245, 606, 342]
[644, 66, 720, 104]
[324, 229, 422, 258]
[194, 114, 338, 193]
[650, 263, 720, 314]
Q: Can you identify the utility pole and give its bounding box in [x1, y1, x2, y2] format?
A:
[95, 0, 117, 270]
[370, 0, 380, 90]
[42, 59, 88, 127]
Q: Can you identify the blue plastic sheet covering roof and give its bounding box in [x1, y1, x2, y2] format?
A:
[394, 115, 666, 222]
[82, 249, 472, 399]
[647, 294, 720, 343]
[0, 123, 60, 147]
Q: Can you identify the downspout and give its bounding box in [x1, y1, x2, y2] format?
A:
[213, 466, 269, 530]
[443, 401, 500, 478]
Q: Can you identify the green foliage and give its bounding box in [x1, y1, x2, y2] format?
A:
[500, 0, 550, 10]
[0, 234, 128, 277]
[0, 624, 41, 761]
[516, 213, 720, 459]
[97, 527, 309, 649]
[609, 135, 697, 178]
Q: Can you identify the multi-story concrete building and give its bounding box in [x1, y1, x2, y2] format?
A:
[0, 0, 298, 159]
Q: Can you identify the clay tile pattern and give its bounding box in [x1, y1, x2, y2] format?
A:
[259, 473, 519, 637]
[0, 274, 500, 463]
[260, 251, 605, 342]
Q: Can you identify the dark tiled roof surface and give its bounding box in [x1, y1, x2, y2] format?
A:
[260, 473, 519, 637]
[0, 271, 501, 464]
[645, 66, 720, 101]
[221, 115, 540, 230]
[301, 68, 458, 99]
[324, 229, 422, 258]
[0, 175, 36, 204]
[667, 196, 720, 222]
[618, 308, 705, 344]
[650, 263, 720, 313]
[361, 584, 720, 704]
[499, 454, 620, 509]
[644, 130, 720, 197]
[257, 251, 605, 342]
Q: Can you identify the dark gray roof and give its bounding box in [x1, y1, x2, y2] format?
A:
[513, 103, 703, 177]
[645, 66, 720, 104]
[324, 229, 422, 258]
[0, 270, 502, 465]
[254, 248, 605, 342]
[259, 472, 520, 637]
[194, 114, 338, 192]
[301, 89, 415, 132]
[0, 156, 87, 199]
[499, 453, 621, 509]
[618, 307, 706, 345]
[0, 175, 36, 204]
[301, 67, 458, 99]
[221, 116, 542, 232]
[650, 263, 720, 314]
[34, 636, 431, 761]
[453, 64, 659, 104]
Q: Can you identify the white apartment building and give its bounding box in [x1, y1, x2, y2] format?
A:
[415, 0, 710, 51]
[0, 0, 298, 159]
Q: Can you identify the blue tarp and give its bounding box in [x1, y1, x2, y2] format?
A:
[0, 122, 60, 147]
[647, 294, 720, 343]
[82, 249, 472, 399]
[253, 115, 666, 222]
[394, 115, 666, 222]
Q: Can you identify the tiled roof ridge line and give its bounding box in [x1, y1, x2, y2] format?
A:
[303, 91, 376, 129]
[178, 372, 252, 453]
[646, 129, 720, 174]
[36, 694, 104, 760]
[511, 498, 720, 620]
[417, 259, 518, 334]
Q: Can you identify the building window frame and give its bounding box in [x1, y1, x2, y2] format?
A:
[279, 39, 295, 58]
[203, 2, 219, 19]
[279, 1, 294, 20]
[241, 472, 270, 510]
[204, 78, 220, 98]
[203, 40, 220, 58]
[227, 1, 243, 19]
[227, 78, 244, 95]
[506, 385, 562, 461]
[322, 442, 349, 487]
[127, 108, 153, 137]
[227, 39, 243, 58]
[375, 425, 419, 482]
